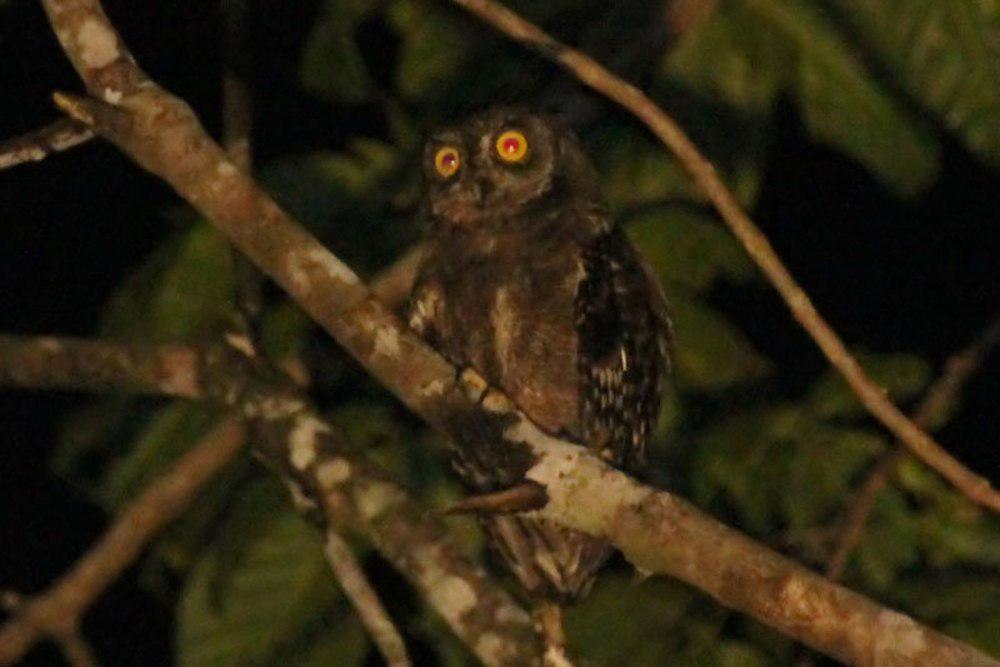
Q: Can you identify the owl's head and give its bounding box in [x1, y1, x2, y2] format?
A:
[422, 107, 600, 230]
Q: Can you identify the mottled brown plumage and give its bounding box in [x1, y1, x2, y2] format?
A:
[409, 108, 671, 601]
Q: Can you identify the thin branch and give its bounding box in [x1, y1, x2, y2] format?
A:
[35, 1, 997, 664]
[0, 592, 96, 667]
[52, 629, 97, 667]
[824, 448, 903, 582]
[321, 530, 411, 667]
[0, 334, 541, 667]
[825, 315, 1000, 581]
[0, 417, 246, 665]
[220, 12, 412, 647]
[221, 0, 252, 172]
[0, 334, 200, 398]
[220, 0, 263, 324]
[0, 119, 94, 170]
[447, 0, 1000, 513]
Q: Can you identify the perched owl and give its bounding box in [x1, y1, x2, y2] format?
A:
[409, 107, 671, 601]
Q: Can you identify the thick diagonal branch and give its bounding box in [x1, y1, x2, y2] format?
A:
[447, 0, 999, 513]
[37, 1, 998, 664]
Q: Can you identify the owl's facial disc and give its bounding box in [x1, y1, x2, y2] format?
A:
[424, 111, 560, 230]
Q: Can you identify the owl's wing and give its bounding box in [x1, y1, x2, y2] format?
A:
[575, 227, 671, 473]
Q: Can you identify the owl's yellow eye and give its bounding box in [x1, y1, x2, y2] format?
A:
[495, 130, 528, 163]
[434, 147, 461, 178]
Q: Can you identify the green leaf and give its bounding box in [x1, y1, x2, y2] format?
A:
[52, 396, 139, 492]
[594, 126, 695, 208]
[177, 506, 341, 666]
[257, 301, 313, 362]
[301, 0, 379, 104]
[318, 138, 401, 195]
[665, 2, 793, 113]
[664, 0, 940, 195]
[150, 223, 234, 342]
[807, 351, 931, 419]
[919, 506, 1000, 569]
[715, 641, 774, 667]
[830, 0, 1000, 165]
[144, 459, 257, 583]
[389, 0, 469, 100]
[669, 291, 772, 391]
[691, 406, 797, 532]
[892, 573, 1000, 657]
[566, 574, 697, 665]
[98, 218, 233, 343]
[692, 405, 882, 532]
[782, 425, 883, 528]
[99, 402, 220, 509]
[853, 486, 921, 589]
[626, 209, 756, 293]
[274, 610, 369, 666]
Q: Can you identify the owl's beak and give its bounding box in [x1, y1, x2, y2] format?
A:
[471, 178, 493, 204]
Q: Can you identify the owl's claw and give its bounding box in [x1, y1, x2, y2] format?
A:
[443, 481, 548, 516]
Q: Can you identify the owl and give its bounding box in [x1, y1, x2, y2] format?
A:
[409, 108, 671, 602]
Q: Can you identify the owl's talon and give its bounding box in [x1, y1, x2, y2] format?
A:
[443, 482, 548, 516]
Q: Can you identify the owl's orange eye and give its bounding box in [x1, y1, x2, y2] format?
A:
[495, 130, 528, 163]
[434, 147, 461, 178]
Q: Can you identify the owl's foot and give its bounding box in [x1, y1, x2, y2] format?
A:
[443, 481, 548, 516]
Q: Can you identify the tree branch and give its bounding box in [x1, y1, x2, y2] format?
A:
[0, 333, 540, 667]
[0, 119, 94, 170]
[35, 0, 998, 664]
[825, 315, 1000, 581]
[0, 334, 200, 398]
[0, 417, 246, 664]
[218, 3, 410, 658]
[321, 530, 411, 667]
[446, 0, 1000, 514]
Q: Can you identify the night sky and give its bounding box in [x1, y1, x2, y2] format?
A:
[1, 1, 997, 664]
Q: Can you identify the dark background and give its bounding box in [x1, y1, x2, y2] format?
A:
[1, 1, 997, 664]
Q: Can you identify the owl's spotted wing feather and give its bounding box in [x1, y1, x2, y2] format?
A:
[576, 227, 671, 474]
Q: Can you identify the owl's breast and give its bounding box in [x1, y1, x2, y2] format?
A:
[429, 236, 583, 438]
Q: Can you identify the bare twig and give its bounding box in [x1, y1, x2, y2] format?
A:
[220, 0, 263, 323]
[0, 119, 94, 170]
[221, 0, 252, 172]
[321, 531, 411, 667]
[825, 315, 1000, 581]
[0, 334, 200, 398]
[52, 629, 97, 667]
[447, 0, 1000, 513]
[1, 591, 96, 667]
[35, 1, 998, 663]
[0, 417, 246, 665]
